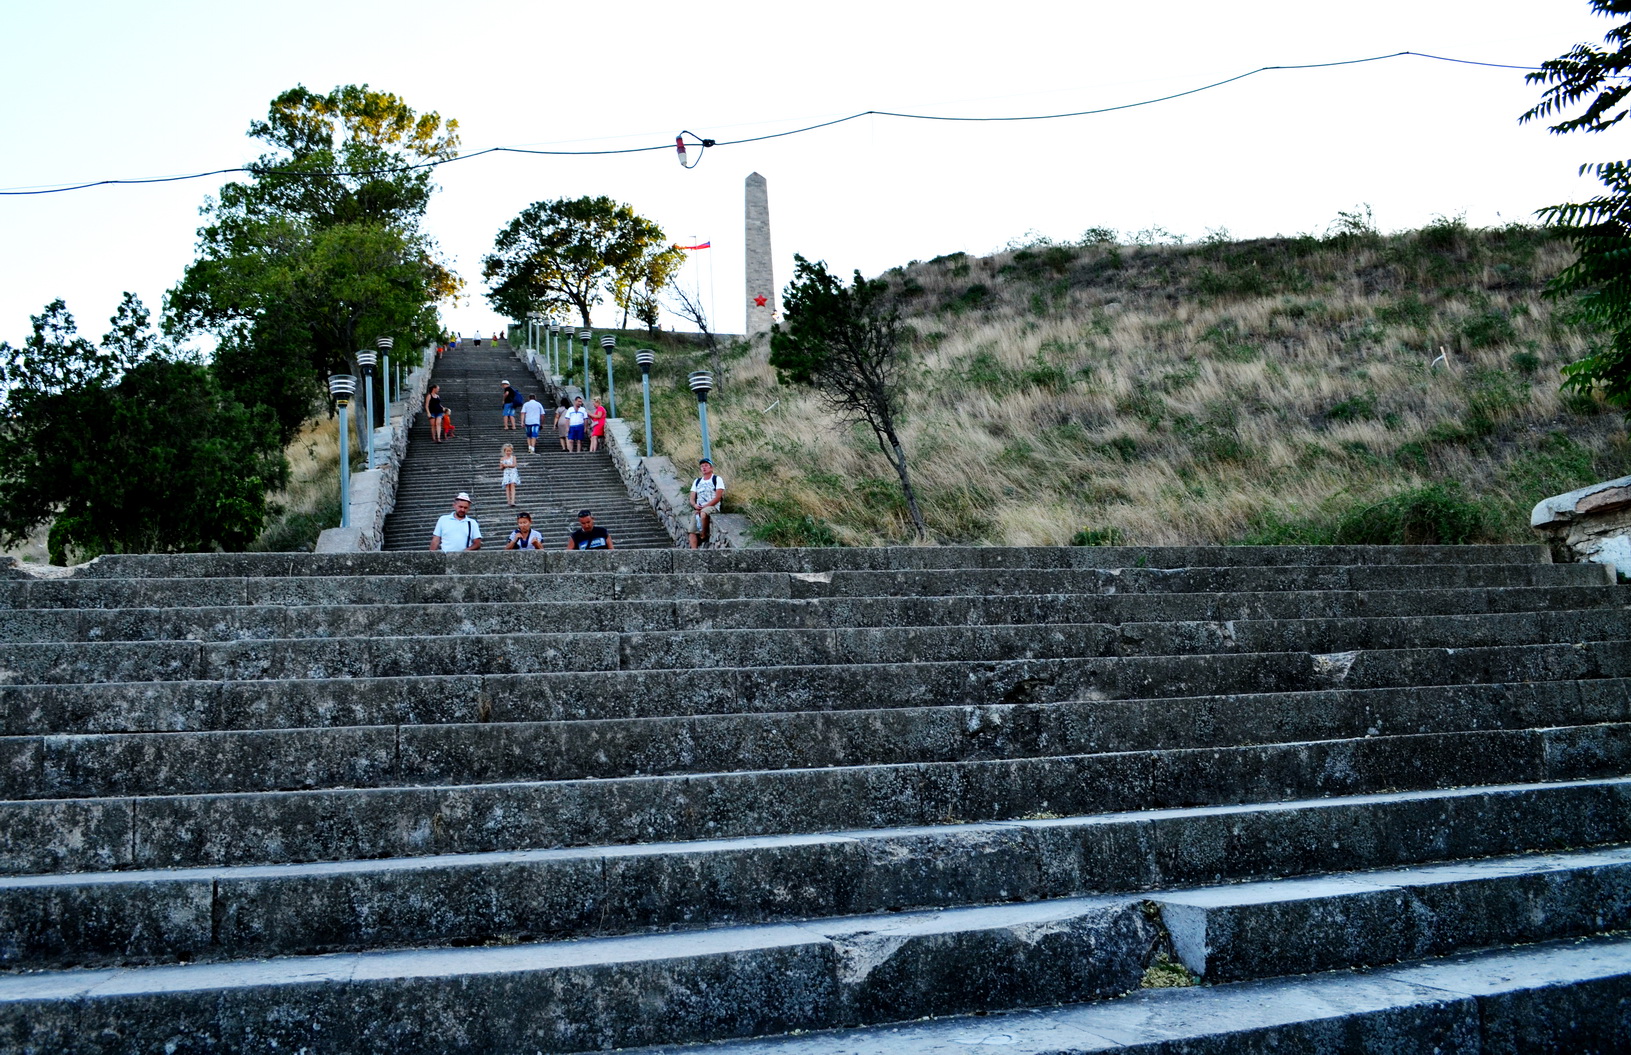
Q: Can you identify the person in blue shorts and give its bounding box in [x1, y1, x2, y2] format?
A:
[564, 396, 589, 453]
[520, 394, 546, 454]
[501, 381, 520, 430]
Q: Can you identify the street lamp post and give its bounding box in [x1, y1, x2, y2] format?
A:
[377, 337, 394, 407]
[636, 350, 655, 457]
[601, 334, 617, 417]
[578, 329, 593, 402]
[355, 350, 378, 469]
[689, 370, 714, 462]
[328, 374, 357, 528]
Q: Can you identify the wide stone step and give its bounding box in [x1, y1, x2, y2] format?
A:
[603, 934, 1631, 1055]
[2, 563, 1605, 611]
[3, 609, 1627, 685]
[4, 723, 1626, 874]
[1153, 845, 1631, 982]
[6, 778, 1626, 969]
[2, 586, 1619, 644]
[63, 544, 1557, 579]
[6, 678, 1624, 799]
[3, 860, 1627, 1053]
[7, 640, 1626, 735]
[0, 898, 1159, 1053]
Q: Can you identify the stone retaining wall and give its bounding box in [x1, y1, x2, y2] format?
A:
[315, 347, 436, 553]
[1531, 473, 1631, 579]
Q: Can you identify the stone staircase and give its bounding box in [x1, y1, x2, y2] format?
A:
[0, 544, 1628, 1053]
[380, 338, 673, 551]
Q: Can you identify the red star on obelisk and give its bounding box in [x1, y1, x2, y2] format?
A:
[754, 295, 768, 307]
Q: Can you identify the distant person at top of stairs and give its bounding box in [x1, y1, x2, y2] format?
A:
[521, 395, 546, 454]
[429, 492, 482, 551]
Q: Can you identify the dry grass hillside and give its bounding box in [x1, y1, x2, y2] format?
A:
[636, 218, 1627, 547]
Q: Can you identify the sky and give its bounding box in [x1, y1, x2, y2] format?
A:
[0, 0, 1618, 348]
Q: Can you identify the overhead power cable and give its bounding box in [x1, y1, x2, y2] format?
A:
[0, 51, 1539, 196]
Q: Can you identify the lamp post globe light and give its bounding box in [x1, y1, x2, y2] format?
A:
[636, 350, 656, 458]
[328, 374, 358, 528]
[578, 329, 593, 402]
[377, 336, 394, 406]
[600, 334, 617, 417]
[688, 370, 713, 463]
[355, 350, 378, 469]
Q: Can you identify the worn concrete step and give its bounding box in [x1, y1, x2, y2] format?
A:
[4, 722, 1626, 874]
[63, 545, 1557, 580]
[7, 678, 1625, 799]
[6, 778, 1626, 969]
[605, 934, 1631, 1055]
[5, 866, 1630, 1054]
[4, 608, 1628, 685]
[0, 562, 1609, 611]
[2, 586, 1622, 645]
[0, 897, 1163, 1054]
[8, 639, 1627, 736]
[1153, 845, 1631, 982]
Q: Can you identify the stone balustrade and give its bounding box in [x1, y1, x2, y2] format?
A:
[1531, 474, 1631, 580]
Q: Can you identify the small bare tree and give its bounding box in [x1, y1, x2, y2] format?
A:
[769, 255, 926, 539]
[666, 283, 723, 389]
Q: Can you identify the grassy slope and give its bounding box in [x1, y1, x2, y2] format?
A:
[625, 221, 1626, 547]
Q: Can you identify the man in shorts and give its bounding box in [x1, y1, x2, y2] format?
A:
[567, 509, 613, 550]
[504, 512, 545, 550]
[564, 396, 589, 453]
[430, 492, 482, 551]
[689, 458, 725, 549]
[501, 381, 520, 430]
[520, 393, 546, 454]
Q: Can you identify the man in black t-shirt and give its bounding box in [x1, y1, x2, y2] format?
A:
[567, 509, 614, 550]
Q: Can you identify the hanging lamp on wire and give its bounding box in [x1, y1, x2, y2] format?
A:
[674, 131, 716, 169]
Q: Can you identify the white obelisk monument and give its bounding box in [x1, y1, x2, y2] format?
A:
[744, 172, 774, 338]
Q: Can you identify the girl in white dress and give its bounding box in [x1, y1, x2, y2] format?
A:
[499, 443, 520, 506]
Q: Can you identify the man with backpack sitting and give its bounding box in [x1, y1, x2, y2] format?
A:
[689, 458, 724, 549]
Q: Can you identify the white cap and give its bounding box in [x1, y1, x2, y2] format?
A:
[455, 491, 472, 502]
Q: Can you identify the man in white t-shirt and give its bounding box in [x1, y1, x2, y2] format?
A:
[564, 397, 589, 453]
[520, 394, 546, 454]
[430, 492, 483, 551]
[688, 458, 724, 549]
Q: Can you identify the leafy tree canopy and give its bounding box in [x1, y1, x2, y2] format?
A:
[166, 85, 461, 443]
[483, 197, 671, 328]
[1, 297, 287, 564]
[1523, 1, 1631, 411]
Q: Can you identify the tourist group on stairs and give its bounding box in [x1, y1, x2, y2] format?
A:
[416, 337, 718, 551]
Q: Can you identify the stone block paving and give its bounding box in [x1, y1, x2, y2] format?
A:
[0, 544, 1628, 1053]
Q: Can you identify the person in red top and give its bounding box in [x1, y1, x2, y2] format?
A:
[588, 397, 608, 453]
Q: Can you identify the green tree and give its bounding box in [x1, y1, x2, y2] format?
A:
[166, 84, 461, 443]
[0, 297, 286, 565]
[770, 256, 927, 539]
[1522, 1, 1631, 410]
[611, 243, 686, 333]
[483, 197, 671, 328]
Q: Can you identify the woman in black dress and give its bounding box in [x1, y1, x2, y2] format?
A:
[425, 385, 446, 443]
